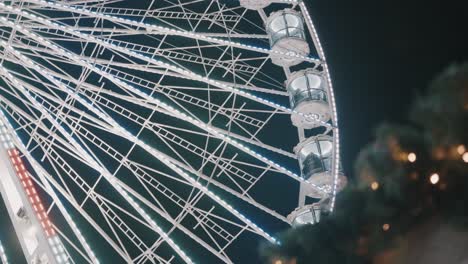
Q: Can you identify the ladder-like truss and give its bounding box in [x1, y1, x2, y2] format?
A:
[0, 0, 344, 263]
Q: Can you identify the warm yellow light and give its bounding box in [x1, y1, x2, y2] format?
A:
[274, 260, 283, 264]
[463, 153, 468, 163]
[457, 145, 466, 155]
[430, 173, 440, 185]
[371, 181, 379, 191]
[407, 153, 417, 163]
[382, 223, 390, 231]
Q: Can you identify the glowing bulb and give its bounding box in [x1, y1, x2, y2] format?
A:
[430, 173, 440, 185]
[463, 153, 468, 163]
[382, 223, 390, 231]
[457, 145, 466, 155]
[407, 153, 416, 163]
[371, 181, 379, 191]
[274, 261, 283, 264]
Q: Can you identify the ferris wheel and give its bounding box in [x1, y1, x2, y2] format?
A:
[0, 0, 346, 263]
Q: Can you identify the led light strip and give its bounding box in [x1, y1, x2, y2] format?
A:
[0, 69, 195, 263]
[0, 112, 102, 264]
[22, 0, 320, 64]
[0, 16, 331, 195]
[0, 121, 70, 263]
[0, 240, 8, 264]
[0, 0, 333, 237]
[300, 2, 341, 212]
[0, 44, 279, 245]
[0, 4, 332, 131]
[0, 112, 100, 263]
[5, 148, 55, 237]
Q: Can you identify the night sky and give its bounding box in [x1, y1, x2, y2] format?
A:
[1, 0, 467, 263]
[310, 0, 467, 173]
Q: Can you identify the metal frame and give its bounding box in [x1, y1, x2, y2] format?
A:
[0, 0, 342, 263]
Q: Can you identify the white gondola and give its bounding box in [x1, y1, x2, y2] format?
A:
[239, 0, 272, 10]
[286, 69, 331, 128]
[287, 203, 321, 226]
[266, 9, 310, 66]
[295, 135, 347, 198]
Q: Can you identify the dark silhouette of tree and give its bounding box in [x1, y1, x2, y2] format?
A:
[261, 64, 468, 264]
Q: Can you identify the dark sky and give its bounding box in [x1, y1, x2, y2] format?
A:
[1, 1, 467, 263]
[308, 0, 467, 172]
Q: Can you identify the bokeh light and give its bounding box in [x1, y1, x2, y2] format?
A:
[407, 152, 417, 163]
[430, 173, 440, 185]
[371, 181, 379, 191]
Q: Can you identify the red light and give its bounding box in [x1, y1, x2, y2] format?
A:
[6, 148, 56, 237]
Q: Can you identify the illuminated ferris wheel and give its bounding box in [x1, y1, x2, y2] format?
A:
[0, 0, 346, 263]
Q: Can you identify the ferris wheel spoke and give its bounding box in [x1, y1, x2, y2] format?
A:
[1, 54, 275, 261]
[39, 72, 284, 241]
[4, 96, 258, 263]
[0, 97, 171, 262]
[77, 6, 241, 25]
[75, 88, 330, 202]
[0, 22, 292, 125]
[0, 64, 198, 264]
[8, 0, 320, 64]
[31, 166, 142, 262]
[2, 105, 193, 264]
[79, 88, 298, 185]
[26, 171, 115, 264]
[1, 25, 303, 163]
[51, 0, 125, 6]
[82, 88, 305, 178]
[60, 60, 281, 131]
[67, 110, 290, 224]
[0, 70, 114, 136]
[0, 112, 99, 264]
[28, 0, 260, 37]
[0, 11, 330, 133]
[0, 1, 345, 262]
[0, 112, 136, 263]
[52, 225, 90, 264]
[26, 59, 282, 243]
[23, 18, 286, 95]
[1, 25, 328, 229]
[63, 116, 266, 258]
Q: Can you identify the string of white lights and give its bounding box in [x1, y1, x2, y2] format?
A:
[0, 3, 333, 131]
[0, 1, 345, 263]
[0, 66, 195, 264]
[0, 240, 8, 264]
[20, 0, 320, 64]
[299, 2, 341, 212]
[0, 40, 280, 244]
[0, 115, 71, 264]
[0, 12, 331, 195]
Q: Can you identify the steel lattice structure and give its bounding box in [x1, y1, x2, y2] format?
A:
[0, 0, 346, 263]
